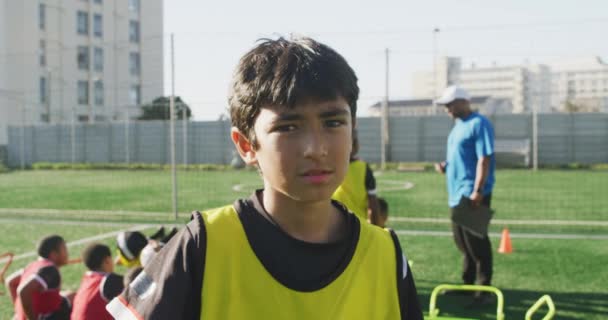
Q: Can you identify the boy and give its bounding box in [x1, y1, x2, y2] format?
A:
[71, 243, 124, 320]
[115, 228, 178, 268]
[377, 197, 390, 228]
[114, 231, 148, 268]
[13, 235, 71, 320]
[107, 36, 422, 319]
[332, 131, 381, 224]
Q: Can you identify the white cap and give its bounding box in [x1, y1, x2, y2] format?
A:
[435, 85, 470, 105]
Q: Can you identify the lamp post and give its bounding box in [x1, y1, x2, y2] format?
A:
[432, 27, 440, 115]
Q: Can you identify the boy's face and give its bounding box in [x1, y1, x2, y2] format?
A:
[102, 255, 115, 273]
[377, 215, 388, 228]
[232, 97, 353, 203]
[52, 242, 69, 267]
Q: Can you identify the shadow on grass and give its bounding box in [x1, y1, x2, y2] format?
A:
[415, 280, 608, 319]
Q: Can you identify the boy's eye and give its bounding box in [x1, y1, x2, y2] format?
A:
[325, 119, 346, 128]
[273, 124, 297, 132]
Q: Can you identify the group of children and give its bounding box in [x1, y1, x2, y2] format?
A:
[9, 36, 419, 319]
[5, 227, 176, 319]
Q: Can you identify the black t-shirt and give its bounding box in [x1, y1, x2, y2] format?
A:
[113, 192, 422, 320]
[37, 265, 61, 290]
[101, 273, 124, 301]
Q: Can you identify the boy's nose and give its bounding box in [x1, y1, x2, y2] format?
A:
[302, 129, 328, 159]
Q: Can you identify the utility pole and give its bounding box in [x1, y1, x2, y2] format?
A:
[432, 27, 440, 115]
[381, 48, 390, 170]
[169, 34, 178, 220]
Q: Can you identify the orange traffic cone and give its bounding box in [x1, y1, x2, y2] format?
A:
[498, 227, 513, 254]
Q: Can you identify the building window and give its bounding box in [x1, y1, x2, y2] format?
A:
[129, 52, 140, 75]
[94, 80, 104, 106]
[93, 47, 104, 72]
[40, 77, 48, 104]
[77, 11, 89, 35]
[129, 85, 141, 106]
[78, 80, 89, 105]
[129, 0, 140, 12]
[77, 46, 90, 70]
[39, 4, 46, 30]
[129, 20, 139, 43]
[39, 40, 46, 67]
[93, 14, 103, 38]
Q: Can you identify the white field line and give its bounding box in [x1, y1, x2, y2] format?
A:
[232, 180, 415, 193]
[0, 225, 155, 265]
[0, 218, 139, 227]
[0, 208, 171, 218]
[390, 217, 608, 227]
[395, 230, 608, 240]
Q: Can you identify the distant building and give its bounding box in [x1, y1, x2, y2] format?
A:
[0, 0, 163, 144]
[368, 96, 512, 117]
[412, 57, 551, 114]
[549, 56, 608, 113]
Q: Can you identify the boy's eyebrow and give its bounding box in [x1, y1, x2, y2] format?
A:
[274, 113, 303, 122]
[318, 109, 350, 118]
[273, 107, 350, 122]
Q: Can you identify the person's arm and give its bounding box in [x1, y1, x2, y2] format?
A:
[389, 230, 423, 320]
[6, 268, 22, 304]
[364, 164, 381, 225]
[18, 279, 43, 320]
[106, 213, 206, 320]
[471, 118, 495, 206]
[470, 156, 490, 206]
[434, 161, 446, 174]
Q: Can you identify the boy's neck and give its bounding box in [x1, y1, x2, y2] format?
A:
[258, 190, 346, 243]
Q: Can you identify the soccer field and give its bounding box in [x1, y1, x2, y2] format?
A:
[0, 169, 607, 319]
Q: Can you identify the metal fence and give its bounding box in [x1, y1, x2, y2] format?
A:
[6, 113, 608, 168]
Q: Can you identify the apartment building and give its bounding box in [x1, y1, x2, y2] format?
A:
[0, 0, 163, 144]
[412, 57, 551, 114]
[550, 56, 608, 112]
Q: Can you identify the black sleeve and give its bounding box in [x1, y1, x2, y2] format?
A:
[101, 273, 124, 301]
[107, 212, 206, 320]
[389, 230, 423, 320]
[37, 265, 60, 290]
[365, 163, 377, 193]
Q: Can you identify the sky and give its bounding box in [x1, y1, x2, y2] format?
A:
[161, 0, 608, 120]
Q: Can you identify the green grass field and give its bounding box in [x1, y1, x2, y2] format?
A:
[1, 169, 607, 319]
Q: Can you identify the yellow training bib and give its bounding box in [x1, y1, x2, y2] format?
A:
[200, 206, 401, 320]
[333, 160, 369, 221]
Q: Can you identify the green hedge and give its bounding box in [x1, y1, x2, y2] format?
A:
[30, 162, 250, 171]
[23, 161, 608, 172]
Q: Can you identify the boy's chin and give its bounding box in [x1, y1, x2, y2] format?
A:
[286, 188, 336, 204]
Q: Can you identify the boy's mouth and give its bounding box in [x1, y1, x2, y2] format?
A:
[300, 169, 333, 184]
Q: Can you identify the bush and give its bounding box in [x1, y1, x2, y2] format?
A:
[29, 162, 246, 171]
[368, 162, 434, 172]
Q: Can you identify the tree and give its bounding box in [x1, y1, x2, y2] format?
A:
[138, 96, 192, 120]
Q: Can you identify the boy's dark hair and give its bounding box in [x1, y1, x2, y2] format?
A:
[351, 130, 360, 157]
[37, 235, 65, 259]
[378, 197, 389, 217]
[123, 267, 143, 288]
[229, 36, 359, 148]
[82, 243, 112, 271]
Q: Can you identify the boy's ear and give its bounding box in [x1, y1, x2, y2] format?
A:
[231, 127, 258, 165]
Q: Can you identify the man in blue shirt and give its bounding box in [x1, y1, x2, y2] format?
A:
[434, 85, 496, 304]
